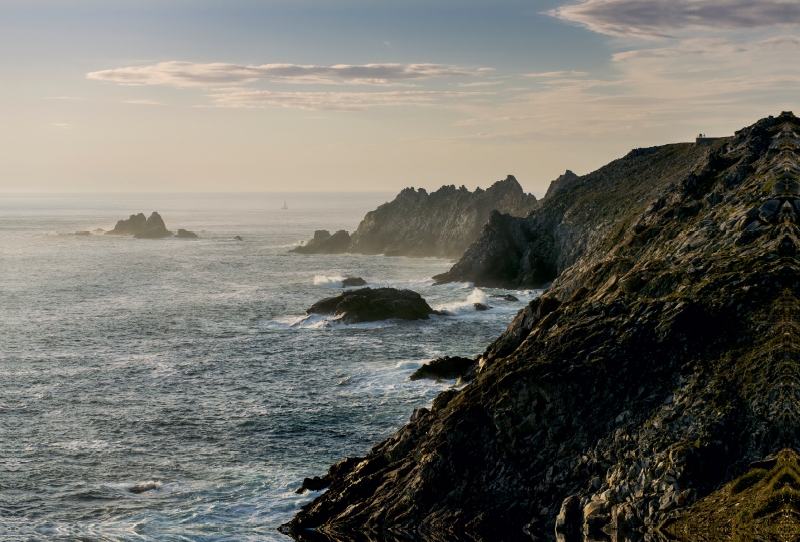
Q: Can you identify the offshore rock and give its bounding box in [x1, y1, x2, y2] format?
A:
[291, 176, 538, 258]
[409, 356, 476, 381]
[341, 277, 367, 288]
[284, 112, 800, 542]
[106, 212, 173, 238]
[306, 287, 437, 324]
[291, 230, 351, 254]
[133, 212, 172, 239]
[175, 229, 198, 239]
[106, 213, 147, 235]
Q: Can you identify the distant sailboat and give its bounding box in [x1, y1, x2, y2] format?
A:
[282, 201, 288, 210]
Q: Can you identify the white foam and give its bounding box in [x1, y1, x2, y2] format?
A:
[435, 288, 492, 316]
[313, 275, 345, 288]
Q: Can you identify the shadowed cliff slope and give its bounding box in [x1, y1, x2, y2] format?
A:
[283, 112, 800, 542]
[291, 176, 538, 259]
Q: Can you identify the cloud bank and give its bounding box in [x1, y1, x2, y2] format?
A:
[87, 61, 480, 87]
[209, 90, 490, 111]
[550, 0, 800, 37]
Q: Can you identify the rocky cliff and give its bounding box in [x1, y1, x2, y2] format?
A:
[434, 146, 715, 288]
[283, 112, 800, 541]
[292, 176, 538, 259]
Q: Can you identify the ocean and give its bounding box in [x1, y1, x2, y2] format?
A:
[1, 192, 540, 541]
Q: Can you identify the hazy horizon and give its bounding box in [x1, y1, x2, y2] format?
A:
[2, 0, 799, 195]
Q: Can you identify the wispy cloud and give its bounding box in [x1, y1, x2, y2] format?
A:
[524, 71, 588, 78]
[207, 90, 492, 111]
[452, 116, 529, 126]
[88, 61, 482, 87]
[458, 81, 503, 87]
[122, 99, 165, 106]
[550, 0, 800, 38]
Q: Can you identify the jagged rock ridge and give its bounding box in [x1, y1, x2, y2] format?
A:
[291, 175, 538, 259]
[434, 147, 714, 288]
[283, 112, 800, 542]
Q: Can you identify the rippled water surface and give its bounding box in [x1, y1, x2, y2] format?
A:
[1, 193, 538, 541]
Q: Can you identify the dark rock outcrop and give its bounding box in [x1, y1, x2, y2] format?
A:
[175, 229, 198, 239]
[291, 230, 351, 254]
[341, 277, 367, 287]
[284, 112, 800, 542]
[106, 212, 172, 238]
[409, 356, 476, 381]
[434, 144, 716, 288]
[306, 287, 437, 324]
[291, 176, 538, 259]
[106, 213, 147, 235]
[133, 212, 172, 239]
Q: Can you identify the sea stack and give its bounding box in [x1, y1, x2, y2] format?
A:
[284, 112, 800, 541]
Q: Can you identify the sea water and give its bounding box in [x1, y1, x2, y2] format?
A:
[0, 192, 539, 541]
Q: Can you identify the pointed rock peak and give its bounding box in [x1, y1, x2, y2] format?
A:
[545, 170, 579, 199]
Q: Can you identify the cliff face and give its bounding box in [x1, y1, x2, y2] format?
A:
[285, 112, 800, 541]
[434, 146, 714, 288]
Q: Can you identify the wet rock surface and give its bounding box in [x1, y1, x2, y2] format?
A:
[342, 277, 367, 287]
[291, 176, 538, 258]
[291, 230, 351, 254]
[283, 112, 800, 542]
[409, 356, 476, 381]
[306, 287, 437, 324]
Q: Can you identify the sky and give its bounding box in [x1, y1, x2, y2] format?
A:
[1, 0, 799, 196]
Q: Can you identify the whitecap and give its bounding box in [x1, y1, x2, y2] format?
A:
[435, 288, 492, 316]
[313, 275, 345, 288]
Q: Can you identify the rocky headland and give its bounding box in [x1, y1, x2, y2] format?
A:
[434, 147, 720, 288]
[292, 175, 539, 259]
[306, 287, 438, 324]
[283, 112, 800, 541]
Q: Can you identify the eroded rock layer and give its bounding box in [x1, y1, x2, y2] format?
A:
[285, 112, 800, 542]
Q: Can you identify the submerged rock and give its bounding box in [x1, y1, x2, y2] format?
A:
[291, 230, 350, 254]
[409, 356, 476, 381]
[491, 294, 519, 302]
[341, 277, 367, 287]
[234, 235, 243, 241]
[306, 287, 437, 324]
[175, 229, 198, 239]
[284, 112, 800, 542]
[129, 481, 161, 494]
[473, 303, 490, 311]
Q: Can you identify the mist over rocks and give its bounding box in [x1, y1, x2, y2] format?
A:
[290, 175, 538, 259]
[284, 112, 800, 542]
[306, 287, 438, 324]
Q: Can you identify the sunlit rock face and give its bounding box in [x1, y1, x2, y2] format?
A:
[284, 112, 800, 542]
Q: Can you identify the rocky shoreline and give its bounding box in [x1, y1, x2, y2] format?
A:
[283, 112, 800, 541]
